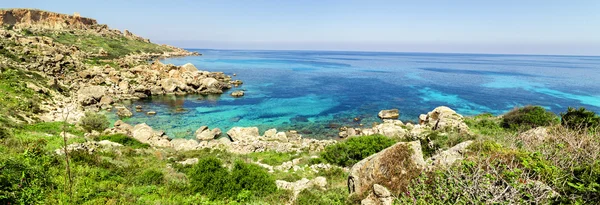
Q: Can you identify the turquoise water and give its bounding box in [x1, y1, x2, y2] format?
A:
[115, 50, 600, 139]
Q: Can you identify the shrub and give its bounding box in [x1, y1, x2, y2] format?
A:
[79, 112, 110, 132]
[97, 134, 149, 149]
[0, 155, 52, 204]
[321, 134, 396, 167]
[295, 187, 349, 205]
[0, 126, 11, 139]
[464, 113, 505, 135]
[231, 161, 277, 197]
[560, 107, 600, 130]
[134, 169, 164, 185]
[502, 106, 558, 130]
[187, 158, 277, 200]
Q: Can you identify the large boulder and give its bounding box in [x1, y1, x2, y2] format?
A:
[171, 138, 199, 151]
[77, 86, 106, 105]
[276, 177, 327, 202]
[420, 106, 469, 134]
[361, 184, 394, 205]
[116, 106, 133, 118]
[372, 120, 407, 139]
[378, 109, 399, 119]
[227, 127, 260, 142]
[195, 126, 222, 141]
[426, 140, 473, 169]
[348, 141, 425, 196]
[180, 63, 198, 72]
[132, 123, 171, 147]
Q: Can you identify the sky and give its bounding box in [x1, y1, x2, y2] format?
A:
[3, 0, 600, 55]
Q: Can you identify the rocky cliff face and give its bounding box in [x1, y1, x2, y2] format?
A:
[0, 9, 97, 30]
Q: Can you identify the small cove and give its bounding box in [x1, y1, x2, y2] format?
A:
[110, 50, 600, 139]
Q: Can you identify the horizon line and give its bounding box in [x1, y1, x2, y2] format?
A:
[178, 47, 600, 58]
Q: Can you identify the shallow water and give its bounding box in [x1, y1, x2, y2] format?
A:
[114, 50, 600, 139]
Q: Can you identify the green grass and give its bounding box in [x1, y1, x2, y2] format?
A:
[247, 151, 303, 166]
[42, 32, 175, 59]
[97, 134, 150, 149]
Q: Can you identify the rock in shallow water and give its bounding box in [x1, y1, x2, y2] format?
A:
[378, 109, 399, 119]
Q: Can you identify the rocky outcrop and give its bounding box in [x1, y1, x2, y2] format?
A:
[378, 109, 399, 119]
[115, 106, 133, 118]
[77, 86, 106, 106]
[195, 126, 221, 141]
[426, 140, 473, 169]
[55, 140, 122, 155]
[276, 177, 328, 202]
[348, 141, 425, 196]
[419, 106, 470, 134]
[227, 127, 260, 142]
[132, 123, 172, 147]
[0, 9, 97, 30]
[361, 184, 394, 205]
[231, 90, 244, 97]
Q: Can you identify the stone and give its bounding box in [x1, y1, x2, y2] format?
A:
[59, 131, 78, 139]
[231, 90, 244, 97]
[348, 141, 425, 196]
[518, 127, 549, 145]
[116, 107, 133, 118]
[99, 96, 113, 105]
[263, 128, 277, 138]
[420, 106, 469, 134]
[373, 184, 391, 197]
[427, 140, 473, 169]
[378, 109, 399, 119]
[77, 86, 106, 105]
[132, 123, 171, 147]
[171, 138, 199, 151]
[276, 177, 328, 201]
[147, 111, 157, 115]
[180, 63, 198, 72]
[227, 127, 260, 142]
[177, 158, 199, 165]
[195, 127, 222, 141]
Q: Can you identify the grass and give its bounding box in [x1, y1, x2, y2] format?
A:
[97, 134, 150, 149]
[41, 32, 175, 59]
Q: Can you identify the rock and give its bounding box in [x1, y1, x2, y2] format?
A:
[420, 106, 469, 134]
[59, 131, 78, 139]
[195, 126, 222, 141]
[116, 107, 133, 118]
[378, 109, 399, 119]
[147, 111, 156, 115]
[276, 177, 328, 202]
[263, 128, 277, 138]
[113, 120, 133, 135]
[231, 90, 244, 97]
[348, 141, 425, 196]
[180, 63, 198, 72]
[171, 138, 199, 151]
[177, 158, 199, 165]
[99, 96, 113, 105]
[362, 184, 394, 205]
[55, 140, 122, 155]
[372, 120, 407, 139]
[132, 123, 171, 147]
[227, 127, 260, 142]
[518, 127, 549, 145]
[427, 140, 473, 169]
[77, 86, 106, 105]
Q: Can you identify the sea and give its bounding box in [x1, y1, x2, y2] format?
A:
[110, 49, 600, 139]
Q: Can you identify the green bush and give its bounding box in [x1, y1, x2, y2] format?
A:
[134, 169, 164, 185]
[560, 107, 600, 130]
[79, 112, 110, 133]
[97, 134, 149, 149]
[321, 134, 396, 167]
[230, 161, 277, 197]
[464, 113, 505, 135]
[502, 106, 558, 130]
[187, 157, 276, 200]
[0, 155, 52, 204]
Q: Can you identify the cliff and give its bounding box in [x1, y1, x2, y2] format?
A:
[0, 8, 98, 30]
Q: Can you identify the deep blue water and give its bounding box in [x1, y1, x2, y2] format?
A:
[115, 50, 600, 139]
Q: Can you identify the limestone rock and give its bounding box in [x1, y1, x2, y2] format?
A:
[77, 86, 106, 105]
[348, 141, 425, 196]
[171, 138, 199, 151]
[276, 177, 328, 201]
[227, 127, 260, 142]
[195, 126, 222, 141]
[427, 140, 473, 169]
[420, 106, 469, 134]
[132, 123, 171, 147]
[231, 90, 244, 97]
[116, 106, 133, 118]
[378, 109, 399, 119]
[177, 158, 199, 165]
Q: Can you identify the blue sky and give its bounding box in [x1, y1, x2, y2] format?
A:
[4, 0, 600, 55]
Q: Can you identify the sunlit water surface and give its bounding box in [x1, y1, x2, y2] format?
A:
[110, 50, 600, 139]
